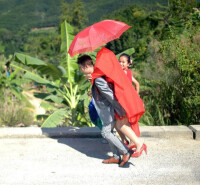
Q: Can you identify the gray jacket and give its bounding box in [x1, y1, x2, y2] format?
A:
[92, 77, 126, 124]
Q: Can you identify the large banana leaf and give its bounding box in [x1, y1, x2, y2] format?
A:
[14, 53, 66, 80]
[61, 21, 78, 83]
[11, 63, 59, 88]
[15, 53, 46, 66]
[44, 95, 63, 104]
[40, 102, 58, 111]
[116, 48, 135, 58]
[23, 71, 54, 85]
[41, 109, 68, 128]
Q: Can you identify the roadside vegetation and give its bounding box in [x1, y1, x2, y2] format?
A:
[0, 0, 199, 127]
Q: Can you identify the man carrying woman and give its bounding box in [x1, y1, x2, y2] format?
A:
[77, 47, 146, 167]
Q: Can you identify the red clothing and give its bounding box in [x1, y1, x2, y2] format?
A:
[125, 69, 132, 82]
[124, 69, 140, 136]
[91, 47, 145, 137]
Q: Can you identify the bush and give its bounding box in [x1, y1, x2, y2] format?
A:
[0, 90, 34, 127]
[139, 29, 200, 126]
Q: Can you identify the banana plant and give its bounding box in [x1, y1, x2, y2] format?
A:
[116, 48, 135, 58]
[12, 21, 91, 128]
[0, 56, 29, 102]
[60, 21, 81, 110]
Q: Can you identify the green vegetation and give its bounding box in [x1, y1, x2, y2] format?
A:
[60, 0, 88, 34]
[105, 1, 200, 126]
[0, 90, 34, 127]
[0, 0, 199, 127]
[0, 0, 169, 57]
[0, 55, 35, 126]
[12, 21, 92, 127]
[139, 29, 200, 126]
[0, 0, 168, 31]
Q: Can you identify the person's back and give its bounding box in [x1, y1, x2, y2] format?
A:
[92, 77, 126, 124]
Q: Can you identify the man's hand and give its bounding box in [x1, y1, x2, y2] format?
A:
[86, 74, 92, 81]
[87, 90, 92, 97]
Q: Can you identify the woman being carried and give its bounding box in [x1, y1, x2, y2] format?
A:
[115, 53, 145, 157]
[93, 47, 147, 158]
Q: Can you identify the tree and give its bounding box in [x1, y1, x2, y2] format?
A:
[105, 4, 168, 61]
[59, 0, 88, 34]
[71, 0, 88, 34]
[169, 0, 197, 18]
[59, 0, 72, 24]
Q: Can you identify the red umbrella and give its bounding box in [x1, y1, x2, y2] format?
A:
[68, 20, 131, 57]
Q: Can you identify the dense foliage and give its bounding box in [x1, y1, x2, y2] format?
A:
[0, 55, 35, 126]
[105, 1, 200, 125]
[0, 0, 199, 126]
[0, 0, 168, 30]
[0, 0, 169, 57]
[12, 21, 92, 127]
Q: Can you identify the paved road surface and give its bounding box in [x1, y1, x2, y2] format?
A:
[0, 137, 200, 185]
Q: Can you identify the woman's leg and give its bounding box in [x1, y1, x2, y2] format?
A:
[116, 117, 142, 153]
[115, 126, 129, 144]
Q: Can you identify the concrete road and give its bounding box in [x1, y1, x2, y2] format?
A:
[0, 137, 200, 185]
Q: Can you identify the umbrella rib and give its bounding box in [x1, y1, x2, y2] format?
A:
[88, 26, 94, 50]
[88, 26, 115, 51]
[90, 25, 127, 50]
[104, 25, 129, 39]
[89, 25, 96, 50]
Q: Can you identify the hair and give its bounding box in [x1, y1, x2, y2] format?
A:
[119, 53, 131, 64]
[77, 55, 93, 67]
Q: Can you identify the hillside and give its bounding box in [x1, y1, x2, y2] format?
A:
[0, 0, 168, 30]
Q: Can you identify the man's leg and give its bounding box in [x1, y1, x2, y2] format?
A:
[101, 121, 128, 162]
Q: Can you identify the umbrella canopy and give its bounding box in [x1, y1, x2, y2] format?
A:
[68, 20, 131, 57]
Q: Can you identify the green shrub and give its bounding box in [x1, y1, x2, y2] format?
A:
[0, 90, 34, 127]
[140, 29, 200, 126]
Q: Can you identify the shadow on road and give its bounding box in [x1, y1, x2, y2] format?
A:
[56, 138, 134, 167]
[41, 127, 111, 160]
[41, 127, 135, 166]
[56, 137, 111, 160]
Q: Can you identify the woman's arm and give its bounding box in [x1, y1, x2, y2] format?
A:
[132, 76, 140, 94]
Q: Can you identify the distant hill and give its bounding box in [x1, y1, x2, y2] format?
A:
[0, 0, 169, 30]
[0, 0, 61, 30]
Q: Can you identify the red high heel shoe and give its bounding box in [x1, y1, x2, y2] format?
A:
[131, 144, 147, 158]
